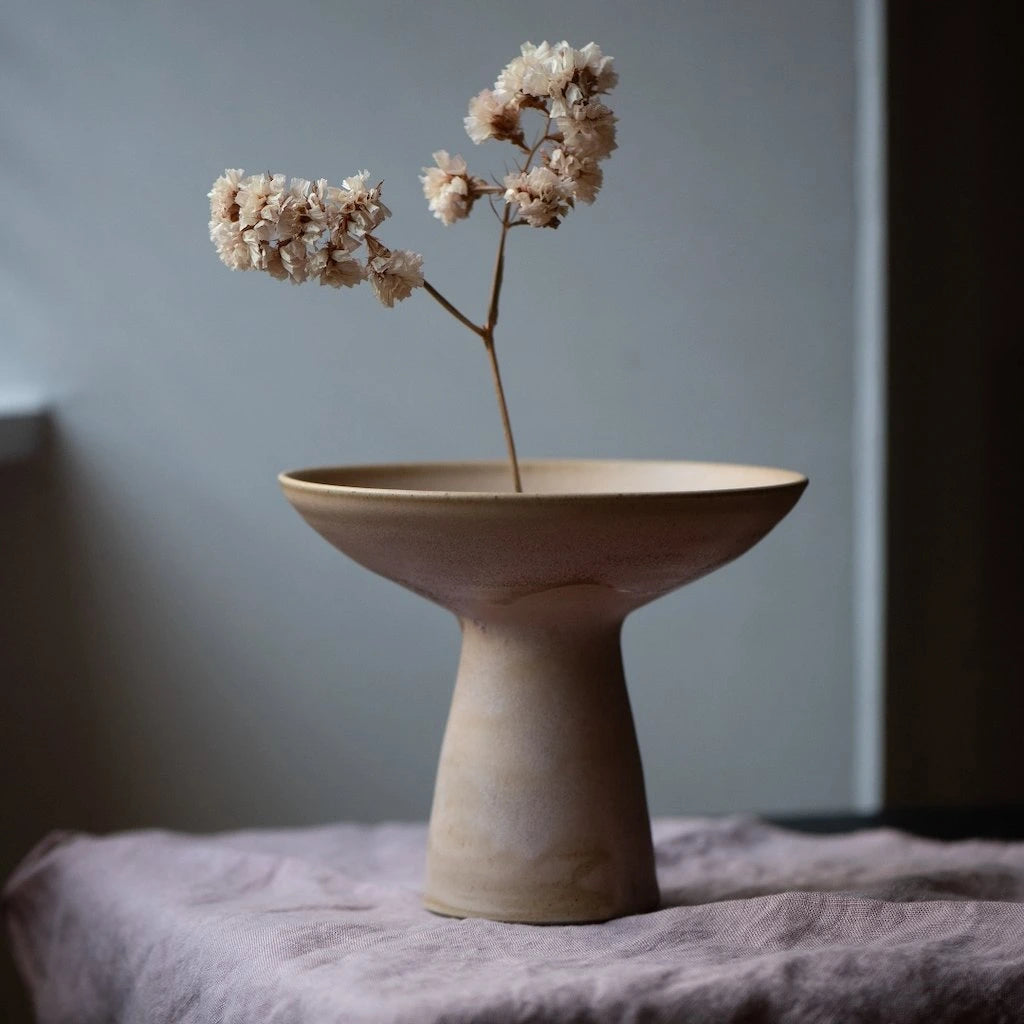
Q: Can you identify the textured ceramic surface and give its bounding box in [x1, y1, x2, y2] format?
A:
[279, 460, 807, 923]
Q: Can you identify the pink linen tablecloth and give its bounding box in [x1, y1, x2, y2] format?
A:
[5, 817, 1024, 1023]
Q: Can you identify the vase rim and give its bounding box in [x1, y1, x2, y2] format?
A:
[278, 458, 808, 502]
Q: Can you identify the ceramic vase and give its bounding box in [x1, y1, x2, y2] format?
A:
[279, 459, 807, 923]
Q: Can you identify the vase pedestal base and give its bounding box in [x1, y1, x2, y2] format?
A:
[424, 594, 660, 924]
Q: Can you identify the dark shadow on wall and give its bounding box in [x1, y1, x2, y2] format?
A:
[0, 422, 127, 1023]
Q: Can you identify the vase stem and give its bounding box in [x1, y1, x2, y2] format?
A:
[425, 607, 659, 923]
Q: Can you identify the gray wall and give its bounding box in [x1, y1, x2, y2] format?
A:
[2, 0, 857, 1009]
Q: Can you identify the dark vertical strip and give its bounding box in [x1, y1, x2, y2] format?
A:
[885, 1, 1023, 805]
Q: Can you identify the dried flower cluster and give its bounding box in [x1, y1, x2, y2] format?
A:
[209, 41, 617, 490]
[457, 40, 618, 227]
[208, 169, 423, 305]
[420, 150, 496, 227]
[211, 39, 615, 297]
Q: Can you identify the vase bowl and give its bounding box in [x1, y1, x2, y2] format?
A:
[279, 459, 807, 922]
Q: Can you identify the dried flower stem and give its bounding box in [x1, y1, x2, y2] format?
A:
[419, 114, 556, 493]
[486, 207, 510, 333]
[422, 279, 483, 338]
[474, 118, 552, 491]
[482, 331, 522, 492]
[525, 117, 554, 168]
[480, 200, 522, 491]
[421, 244, 523, 493]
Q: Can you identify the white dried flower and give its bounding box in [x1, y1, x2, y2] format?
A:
[287, 177, 312, 201]
[259, 183, 297, 243]
[420, 150, 489, 226]
[210, 218, 254, 270]
[465, 89, 524, 145]
[208, 168, 245, 222]
[236, 172, 284, 229]
[209, 168, 403, 293]
[576, 42, 618, 96]
[320, 249, 367, 289]
[556, 101, 618, 162]
[298, 180, 331, 252]
[326, 171, 391, 237]
[306, 247, 330, 279]
[278, 178, 315, 251]
[496, 42, 568, 103]
[496, 41, 617, 117]
[545, 147, 603, 204]
[241, 227, 267, 270]
[493, 53, 535, 101]
[367, 246, 424, 307]
[546, 42, 618, 117]
[265, 246, 289, 281]
[279, 236, 311, 284]
[503, 166, 574, 228]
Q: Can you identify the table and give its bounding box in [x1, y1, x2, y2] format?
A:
[5, 816, 1024, 1023]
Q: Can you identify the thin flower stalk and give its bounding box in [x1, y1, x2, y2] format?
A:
[209, 41, 617, 493]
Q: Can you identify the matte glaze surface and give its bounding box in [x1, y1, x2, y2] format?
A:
[279, 460, 807, 922]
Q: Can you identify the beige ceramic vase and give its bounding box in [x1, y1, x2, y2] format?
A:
[279, 459, 807, 924]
